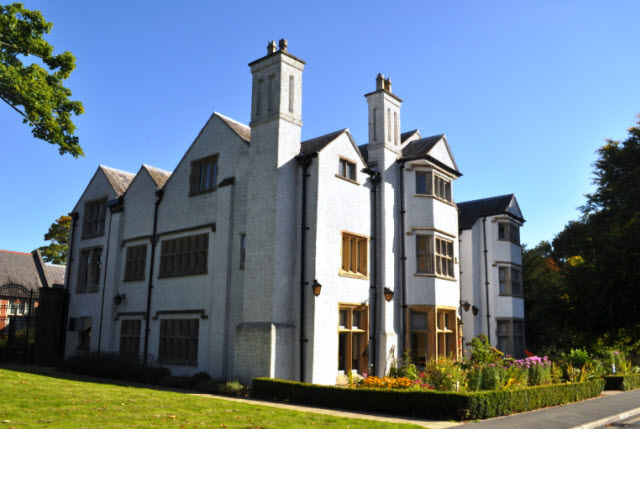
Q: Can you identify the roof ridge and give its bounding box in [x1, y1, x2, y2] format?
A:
[0, 249, 31, 255]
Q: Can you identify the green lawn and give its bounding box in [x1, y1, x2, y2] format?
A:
[0, 369, 421, 429]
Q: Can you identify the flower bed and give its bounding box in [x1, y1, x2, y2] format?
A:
[251, 377, 605, 421]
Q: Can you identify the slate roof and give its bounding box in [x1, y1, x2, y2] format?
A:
[300, 129, 347, 156]
[0, 250, 66, 290]
[401, 134, 445, 160]
[401, 129, 419, 144]
[142, 164, 172, 188]
[358, 130, 427, 164]
[216, 113, 251, 144]
[100, 166, 136, 196]
[457, 194, 525, 231]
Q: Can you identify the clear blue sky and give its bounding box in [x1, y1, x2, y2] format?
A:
[2, 0, 639, 254]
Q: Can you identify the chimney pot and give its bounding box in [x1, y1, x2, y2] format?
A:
[384, 78, 392, 92]
[376, 73, 384, 90]
[267, 41, 277, 54]
[279, 39, 288, 52]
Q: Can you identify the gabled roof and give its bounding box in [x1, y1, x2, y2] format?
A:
[457, 194, 525, 231]
[300, 128, 365, 164]
[300, 129, 347, 156]
[401, 134, 461, 176]
[401, 134, 445, 159]
[100, 166, 136, 197]
[215, 112, 251, 144]
[401, 129, 420, 146]
[0, 250, 66, 290]
[142, 165, 172, 188]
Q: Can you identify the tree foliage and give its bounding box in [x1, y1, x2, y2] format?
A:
[0, 3, 83, 157]
[525, 117, 640, 355]
[39, 214, 71, 264]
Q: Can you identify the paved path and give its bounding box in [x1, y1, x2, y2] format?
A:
[453, 389, 640, 429]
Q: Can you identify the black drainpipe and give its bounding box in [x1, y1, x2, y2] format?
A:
[482, 217, 491, 343]
[144, 188, 164, 365]
[61, 211, 79, 357]
[97, 197, 121, 353]
[398, 160, 408, 354]
[362, 167, 379, 375]
[296, 153, 314, 383]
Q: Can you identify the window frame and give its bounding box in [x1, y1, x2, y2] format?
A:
[337, 157, 358, 183]
[340, 231, 368, 279]
[407, 307, 459, 363]
[76, 247, 102, 293]
[124, 244, 147, 282]
[337, 304, 369, 374]
[119, 318, 141, 358]
[496, 317, 526, 358]
[189, 154, 219, 196]
[498, 221, 521, 245]
[159, 233, 209, 278]
[415, 234, 455, 279]
[414, 169, 452, 203]
[498, 265, 523, 296]
[158, 318, 199, 366]
[82, 198, 107, 239]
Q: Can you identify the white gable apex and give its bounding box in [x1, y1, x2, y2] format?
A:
[428, 136, 458, 173]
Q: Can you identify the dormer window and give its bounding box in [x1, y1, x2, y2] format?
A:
[190, 155, 218, 196]
[498, 222, 520, 245]
[338, 158, 357, 182]
[415, 170, 451, 202]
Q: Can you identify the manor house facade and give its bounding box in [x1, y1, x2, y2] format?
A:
[64, 40, 525, 384]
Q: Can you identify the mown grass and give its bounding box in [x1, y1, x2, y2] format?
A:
[0, 369, 421, 429]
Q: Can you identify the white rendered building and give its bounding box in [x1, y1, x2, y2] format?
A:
[64, 41, 525, 384]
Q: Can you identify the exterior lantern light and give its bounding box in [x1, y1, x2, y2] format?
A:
[383, 287, 394, 302]
[312, 279, 322, 297]
[460, 300, 471, 312]
[472, 306, 479, 316]
[114, 293, 125, 305]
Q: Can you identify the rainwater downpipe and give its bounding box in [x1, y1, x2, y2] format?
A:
[144, 188, 164, 365]
[398, 160, 408, 354]
[97, 197, 121, 353]
[219, 176, 236, 378]
[362, 167, 379, 374]
[61, 212, 79, 356]
[482, 216, 491, 343]
[297, 153, 314, 383]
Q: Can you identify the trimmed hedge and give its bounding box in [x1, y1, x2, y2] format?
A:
[59, 353, 171, 384]
[252, 377, 605, 421]
[604, 374, 640, 391]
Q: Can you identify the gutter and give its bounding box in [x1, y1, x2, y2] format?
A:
[143, 188, 164, 365]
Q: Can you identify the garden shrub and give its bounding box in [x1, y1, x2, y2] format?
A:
[423, 357, 464, 391]
[604, 374, 640, 391]
[252, 377, 605, 421]
[59, 353, 170, 384]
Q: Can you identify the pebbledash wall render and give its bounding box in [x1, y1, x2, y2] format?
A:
[64, 40, 525, 385]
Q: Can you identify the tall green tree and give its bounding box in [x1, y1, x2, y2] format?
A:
[39, 214, 71, 264]
[523, 116, 640, 354]
[0, 3, 83, 157]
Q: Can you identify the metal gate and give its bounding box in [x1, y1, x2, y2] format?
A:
[0, 283, 39, 362]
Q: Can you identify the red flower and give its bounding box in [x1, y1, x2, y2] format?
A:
[525, 350, 534, 357]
